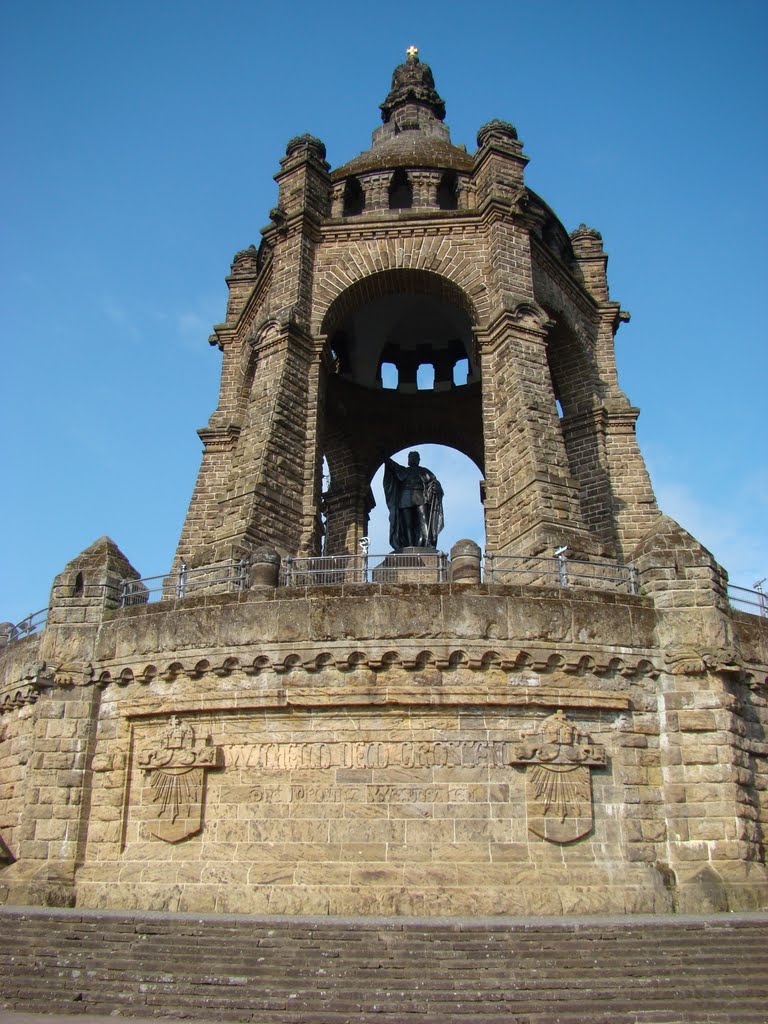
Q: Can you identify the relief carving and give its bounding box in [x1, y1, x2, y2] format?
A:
[137, 716, 223, 843]
[511, 710, 606, 844]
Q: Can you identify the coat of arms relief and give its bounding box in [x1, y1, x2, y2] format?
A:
[137, 716, 223, 843]
[512, 709, 607, 843]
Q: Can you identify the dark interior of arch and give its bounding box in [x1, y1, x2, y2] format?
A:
[319, 270, 484, 554]
[437, 170, 458, 210]
[343, 176, 365, 216]
[388, 169, 413, 209]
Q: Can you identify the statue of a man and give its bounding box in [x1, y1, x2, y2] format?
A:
[383, 451, 444, 552]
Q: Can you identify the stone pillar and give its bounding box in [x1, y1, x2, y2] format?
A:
[323, 482, 371, 555]
[450, 539, 482, 585]
[174, 136, 331, 567]
[249, 550, 281, 589]
[480, 306, 598, 557]
[569, 226, 659, 559]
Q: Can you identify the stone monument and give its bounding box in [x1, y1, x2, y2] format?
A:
[0, 49, 766, 919]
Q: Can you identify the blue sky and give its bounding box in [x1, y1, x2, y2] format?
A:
[1, 1, 766, 622]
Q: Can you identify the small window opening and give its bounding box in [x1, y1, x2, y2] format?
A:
[416, 363, 435, 390]
[73, 571, 84, 596]
[342, 176, 365, 216]
[452, 358, 469, 386]
[380, 362, 399, 389]
[388, 169, 413, 210]
[437, 170, 459, 210]
[555, 398, 564, 418]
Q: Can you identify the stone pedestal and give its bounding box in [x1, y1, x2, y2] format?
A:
[372, 547, 444, 584]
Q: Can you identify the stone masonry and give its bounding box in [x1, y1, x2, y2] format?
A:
[0, 51, 766, 919]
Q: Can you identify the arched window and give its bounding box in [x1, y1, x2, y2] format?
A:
[379, 362, 399, 389]
[416, 363, 435, 390]
[437, 170, 458, 210]
[388, 169, 413, 210]
[342, 176, 365, 216]
[73, 571, 84, 596]
[453, 358, 469, 386]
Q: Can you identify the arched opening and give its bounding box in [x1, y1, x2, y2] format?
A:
[319, 270, 484, 556]
[453, 358, 469, 386]
[73, 571, 84, 596]
[437, 170, 458, 210]
[367, 445, 484, 554]
[379, 361, 398, 389]
[324, 272, 478, 391]
[417, 363, 435, 390]
[342, 176, 365, 216]
[388, 169, 413, 210]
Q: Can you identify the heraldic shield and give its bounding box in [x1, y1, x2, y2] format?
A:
[138, 716, 223, 843]
[512, 710, 606, 844]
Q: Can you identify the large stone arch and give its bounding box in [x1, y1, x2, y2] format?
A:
[312, 238, 489, 336]
[320, 267, 480, 338]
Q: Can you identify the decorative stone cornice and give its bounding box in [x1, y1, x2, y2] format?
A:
[94, 645, 659, 696]
[197, 423, 241, 453]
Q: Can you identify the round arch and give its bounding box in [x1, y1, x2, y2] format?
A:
[320, 268, 479, 339]
[317, 270, 485, 555]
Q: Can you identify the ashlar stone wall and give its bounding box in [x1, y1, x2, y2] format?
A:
[2, 521, 766, 917]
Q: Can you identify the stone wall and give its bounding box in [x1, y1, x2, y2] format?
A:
[1, 536, 766, 916]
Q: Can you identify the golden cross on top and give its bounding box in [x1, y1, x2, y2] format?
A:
[406, 45, 419, 58]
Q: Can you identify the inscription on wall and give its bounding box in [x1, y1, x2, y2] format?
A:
[129, 711, 606, 847]
[220, 740, 514, 770]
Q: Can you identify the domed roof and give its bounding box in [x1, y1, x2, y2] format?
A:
[331, 134, 473, 180]
[330, 48, 474, 181]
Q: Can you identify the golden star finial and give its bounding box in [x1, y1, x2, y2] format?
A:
[406, 45, 419, 59]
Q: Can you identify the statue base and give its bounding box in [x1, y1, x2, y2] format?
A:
[372, 547, 444, 584]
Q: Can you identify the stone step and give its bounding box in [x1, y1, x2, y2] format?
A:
[1, 907, 767, 1023]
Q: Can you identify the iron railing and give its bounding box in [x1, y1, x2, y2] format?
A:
[728, 584, 768, 618]
[483, 552, 640, 595]
[0, 607, 49, 644]
[119, 559, 249, 607]
[281, 551, 449, 587]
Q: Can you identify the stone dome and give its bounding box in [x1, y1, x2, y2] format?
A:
[330, 48, 473, 181]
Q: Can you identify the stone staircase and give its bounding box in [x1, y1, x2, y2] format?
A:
[1, 907, 767, 1023]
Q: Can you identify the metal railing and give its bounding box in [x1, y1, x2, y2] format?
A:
[281, 550, 449, 587]
[0, 607, 49, 644]
[119, 559, 249, 607]
[728, 584, 768, 618]
[483, 552, 640, 595]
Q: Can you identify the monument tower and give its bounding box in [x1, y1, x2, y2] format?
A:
[0, 50, 766, 920]
[174, 46, 657, 567]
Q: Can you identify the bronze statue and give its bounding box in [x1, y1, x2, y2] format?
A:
[383, 452, 444, 552]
